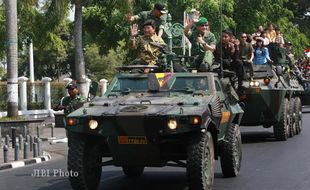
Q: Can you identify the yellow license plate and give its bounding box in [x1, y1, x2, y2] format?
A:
[117, 136, 148, 144]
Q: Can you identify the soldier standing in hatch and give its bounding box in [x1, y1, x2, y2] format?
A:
[184, 16, 216, 71]
[214, 29, 244, 90]
[53, 82, 87, 116]
[125, 2, 168, 37]
[129, 19, 166, 67]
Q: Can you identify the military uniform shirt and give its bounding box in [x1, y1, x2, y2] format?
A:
[133, 11, 167, 34]
[130, 34, 166, 65]
[61, 95, 87, 116]
[239, 42, 254, 61]
[188, 30, 216, 66]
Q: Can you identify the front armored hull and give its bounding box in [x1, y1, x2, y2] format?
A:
[68, 114, 203, 166]
[66, 95, 215, 166]
[240, 88, 286, 126]
[301, 85, 310, 105]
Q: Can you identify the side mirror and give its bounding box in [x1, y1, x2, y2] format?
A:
[88, 81, 99, 100]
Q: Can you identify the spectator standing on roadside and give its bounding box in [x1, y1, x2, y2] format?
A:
[53, 82, 87, 116]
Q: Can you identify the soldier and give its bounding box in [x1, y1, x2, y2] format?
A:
[239, 33, 254, 80]
[184, 17, 216, 71]
[125, 2, 168, 37]
[53, 82, 87, 116]
[129, 19, 166, 67]
[214, 29, 244, 90]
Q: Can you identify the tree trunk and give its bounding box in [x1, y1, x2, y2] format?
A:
[5, 0, 19, 117]
[74, 0, 87, 97]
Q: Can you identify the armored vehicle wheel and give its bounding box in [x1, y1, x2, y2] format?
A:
[122, 166, 144, 177]
[289, 98, 297, 137]
[219, 124, 242, 177]
[294, 97, 302, 134]
[68, 133, 102, 190]
[186, 131, 215, 190]
[273, 98, 290, 141]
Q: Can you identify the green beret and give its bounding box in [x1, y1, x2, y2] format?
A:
[195, 17, 208, 26]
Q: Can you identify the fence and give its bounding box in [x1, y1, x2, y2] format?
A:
[0, 81, 66, 111]
[0, 79, 107, 112]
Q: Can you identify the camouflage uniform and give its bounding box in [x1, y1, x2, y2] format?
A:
[133, 11, 167, 35]
[129, 34, 166, 65]
[188, 30, 216, 68]
[61, 95, 87, 116]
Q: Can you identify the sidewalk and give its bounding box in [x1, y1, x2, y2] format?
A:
[0, 118, 68, 171]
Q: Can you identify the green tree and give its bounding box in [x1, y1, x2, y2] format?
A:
[233, 0, 309, 57]
[5, 0, 19, 116]
[85, 41, 127, 81]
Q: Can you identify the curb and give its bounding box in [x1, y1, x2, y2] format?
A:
[0, 153, 51, 171]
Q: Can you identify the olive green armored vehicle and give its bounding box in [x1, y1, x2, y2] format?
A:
[240, 64, 304, 140]
[66, 66, 244, 190]
[301, 83, 310, 105]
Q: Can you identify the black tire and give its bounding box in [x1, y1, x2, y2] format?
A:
[219, 124, 242, 177]
[68, 133, 102, 190]
[187, 131, 215, 190]
[288, 98, 296, 137]
[274, 98, 290, 141]
[294, 97, 302, 134]
[122, 166, 144, 177]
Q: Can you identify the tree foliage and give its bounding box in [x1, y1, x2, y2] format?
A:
[0, 0, 309, 81]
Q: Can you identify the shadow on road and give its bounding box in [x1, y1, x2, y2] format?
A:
[99, 171, 188, 190]
[241, 131, 277, 144]
[33, 170, 227, 190]
[36, 178, 71, 190]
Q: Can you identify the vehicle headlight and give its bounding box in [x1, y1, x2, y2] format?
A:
[167, 119, 178, 130]
[249, 81, 255, 87]
[250, 81, 260, 87]
[89, 120, 98, 130]
[254, 81, 260, 87]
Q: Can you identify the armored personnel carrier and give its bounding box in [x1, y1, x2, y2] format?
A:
[240, 64, 304, 140]
[65, 65, 244, 190]
[301, 83, 310, 105]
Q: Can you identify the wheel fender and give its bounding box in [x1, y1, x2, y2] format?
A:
[203, 119, 219, 159]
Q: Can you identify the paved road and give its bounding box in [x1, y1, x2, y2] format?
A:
[1, 113, 310, 190]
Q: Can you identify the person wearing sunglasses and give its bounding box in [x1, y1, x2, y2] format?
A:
[184, 16, 216, 71]
[214, 29, 244, 90]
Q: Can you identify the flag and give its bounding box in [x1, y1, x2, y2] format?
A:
[305, 48, 310, 58]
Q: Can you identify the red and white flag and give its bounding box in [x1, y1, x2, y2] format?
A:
[305, 48, 310, 57]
